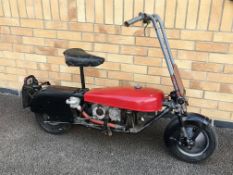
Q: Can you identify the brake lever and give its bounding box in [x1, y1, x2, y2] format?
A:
[143, 21, 150, 37]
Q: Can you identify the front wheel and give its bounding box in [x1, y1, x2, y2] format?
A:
[164, 117, 217, 163]
[35, 113, 71, 135]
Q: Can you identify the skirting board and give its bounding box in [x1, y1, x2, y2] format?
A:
[0, 87, 19, 96]
[214, 120, 233, 129]
[0, 87, 233, 129]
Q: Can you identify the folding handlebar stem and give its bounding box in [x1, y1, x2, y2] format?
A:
[124, 13, 186, 97]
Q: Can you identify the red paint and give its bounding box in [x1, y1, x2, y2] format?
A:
[84, 87, 164, 112]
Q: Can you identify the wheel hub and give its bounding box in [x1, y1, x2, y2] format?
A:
[177, 126, 210, 157]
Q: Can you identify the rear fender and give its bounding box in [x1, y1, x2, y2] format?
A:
[29, 85, 85, 123]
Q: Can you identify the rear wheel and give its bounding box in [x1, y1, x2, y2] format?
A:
[35, 113, 71, 135]
[164, 118, 217, 163]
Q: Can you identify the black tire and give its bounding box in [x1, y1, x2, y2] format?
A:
[35, 113, 71, 135]
[164, 118, 217, 163]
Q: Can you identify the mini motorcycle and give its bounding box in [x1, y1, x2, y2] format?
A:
[22, 13, 217, 163]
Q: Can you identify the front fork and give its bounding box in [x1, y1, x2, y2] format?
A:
[177, 113, 188, 136]
[177, 113, 195, 148]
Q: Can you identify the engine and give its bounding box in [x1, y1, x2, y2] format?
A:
[91, 104, 121, 122]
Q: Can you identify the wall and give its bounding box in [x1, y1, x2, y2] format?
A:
[0, 0, 232, 121]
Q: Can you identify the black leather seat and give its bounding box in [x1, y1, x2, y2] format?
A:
[63, 48, 105, 67]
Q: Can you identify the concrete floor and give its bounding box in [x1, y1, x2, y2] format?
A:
[0, 94, 232, 175]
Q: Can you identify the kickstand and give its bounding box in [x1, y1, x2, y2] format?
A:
[103, 126, 112, 136]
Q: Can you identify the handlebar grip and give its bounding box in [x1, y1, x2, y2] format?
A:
[124, 14, 144, 27]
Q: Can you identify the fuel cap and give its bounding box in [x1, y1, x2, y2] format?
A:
[134, 84, 142, 89]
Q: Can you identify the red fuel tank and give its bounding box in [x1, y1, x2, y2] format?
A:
[84, 87, 164, 112]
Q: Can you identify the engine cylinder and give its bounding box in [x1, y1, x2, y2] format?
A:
[109, 108, 121, 122]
